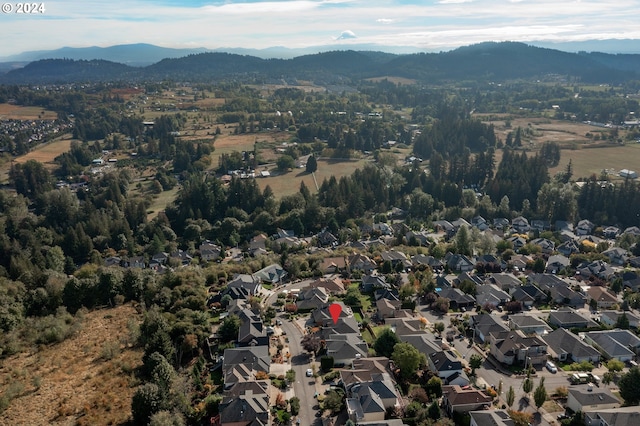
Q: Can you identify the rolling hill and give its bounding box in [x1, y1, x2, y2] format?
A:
[1, 42, 638, 85]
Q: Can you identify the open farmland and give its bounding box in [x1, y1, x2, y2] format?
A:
[256, 158, 369, 197]
[550, 143, 640, 180]
[0, 104, 58, 120]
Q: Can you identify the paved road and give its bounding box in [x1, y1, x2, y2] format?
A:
[279, 316, 321, 425]
[263, 280, 321, 425]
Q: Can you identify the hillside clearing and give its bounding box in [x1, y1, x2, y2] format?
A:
[0, 304, 143, 426]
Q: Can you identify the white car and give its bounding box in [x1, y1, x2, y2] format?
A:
[546, 361, 558, 373]
[306, 368, 313, 377]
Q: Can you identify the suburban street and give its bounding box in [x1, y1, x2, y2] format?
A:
[279, 315, 321, 426]
[262, 280, 321, 425]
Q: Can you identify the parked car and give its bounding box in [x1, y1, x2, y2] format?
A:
[306, 368, 313, 377]
[546, 361, 558, 373]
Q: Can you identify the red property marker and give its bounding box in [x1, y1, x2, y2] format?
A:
[328, 303, 342, 325]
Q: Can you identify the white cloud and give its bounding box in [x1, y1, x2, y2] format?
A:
[336, 30, 357, 40]
[1, 0, 640, 56]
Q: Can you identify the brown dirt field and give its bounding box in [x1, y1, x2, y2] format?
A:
[0, 304, 143, 426]
[0, 104, 58, 120]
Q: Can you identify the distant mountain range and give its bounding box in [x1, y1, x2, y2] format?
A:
[1, 41, 640, 85]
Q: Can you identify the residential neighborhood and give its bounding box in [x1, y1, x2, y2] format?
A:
[195, 214, 640, 426]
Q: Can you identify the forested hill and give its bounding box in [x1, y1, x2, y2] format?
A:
[1, 42, 638, 84]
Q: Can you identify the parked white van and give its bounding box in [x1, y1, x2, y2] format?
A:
[546, 361, 558, 373]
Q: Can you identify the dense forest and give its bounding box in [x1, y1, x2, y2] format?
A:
[3, 42, 640, 84]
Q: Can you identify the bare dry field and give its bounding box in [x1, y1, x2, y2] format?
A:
[550, 143, 640, 180]
[256, 158, 369, 196]
[478, 115, 598, 148]
[0, 304, 143, 426]
[13, 136, 75, 166]
[0, 104, 58, 120]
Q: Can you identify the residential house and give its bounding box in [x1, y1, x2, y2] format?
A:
[599, 310, 640, 329]
[411, 254, 444, 271]
[471, 216, 489, 231]
[507, 235, 527, 251]
[295, 287, 329, 312]
[452, 218, 471, 231]
[347, 374, 400, 421]
[576, 219, 596, 236]
[493, 218, 510, 229]
[346, 389, 385, 424]
[312, 301, 352, 326]
[586, 287, 619, 310]
[228, 274, 262, 296]
[530, 274, 586, 308]
[217, 389, 270, 426]
[531, 220, 551, 232]
[385, 317, 425, 336]
[511, 284, 547, 307]
[236, 309, 268, 347]
[475, 284, 510, 310]
[543, 327, 601, 364]
[601, 247, 629, 266]
[487, 273, 523, 293]
[444, 253, 475, 272]
[508, 314, 552, 336]
[437, 287, 475, 309]
[200, 241, 222, 262]
[150, 252, 169, 266]
[254, 263, 286, 284]
[126, 256, 146, 269]
[376, 298, 402, 320]
[622, 226, 640, 237]
[442, 385, 492, 416]
[325, 334, 369, 365]
[622, 270, 640, 292]
[380, 250, 411, 270]
[602, 226, 621, 239]
[531, 237, 555, 254]
[584, 406, 640, 426]
[316, 229, 339, 247]
[309, 276, 346, 295]
[362, 274, 389, 292]
[319, 256, 347, 274]
[548, 308, 598, 329]
[405, 230, 432, 246]
[398, 334, 442, 357]
[432, 220, 455, 237]
[567, 386, 620, 414]
[557, 240, 580, 257]
[470, 313, 509, 343]
[546, 254, 570, 274]
[576, 260, 616, 281]
[509, 254, 532, 271]
[222, 346, 270, 380]
[104, 256, 122, 267]
[349, 253, 377, 274]
[511, 216, 531, 233]
[427, 350, 468, 386]
[248, 234, 268, 256]
[470, 410, 515, 426]
[170, 249, 193, 266]
[584, 329, 640, 362]
[489, 330, 548, 366]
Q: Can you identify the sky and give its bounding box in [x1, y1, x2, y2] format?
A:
[1, 0, 640, 56]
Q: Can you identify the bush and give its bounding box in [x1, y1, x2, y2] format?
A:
[320, 355, 334, 371]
